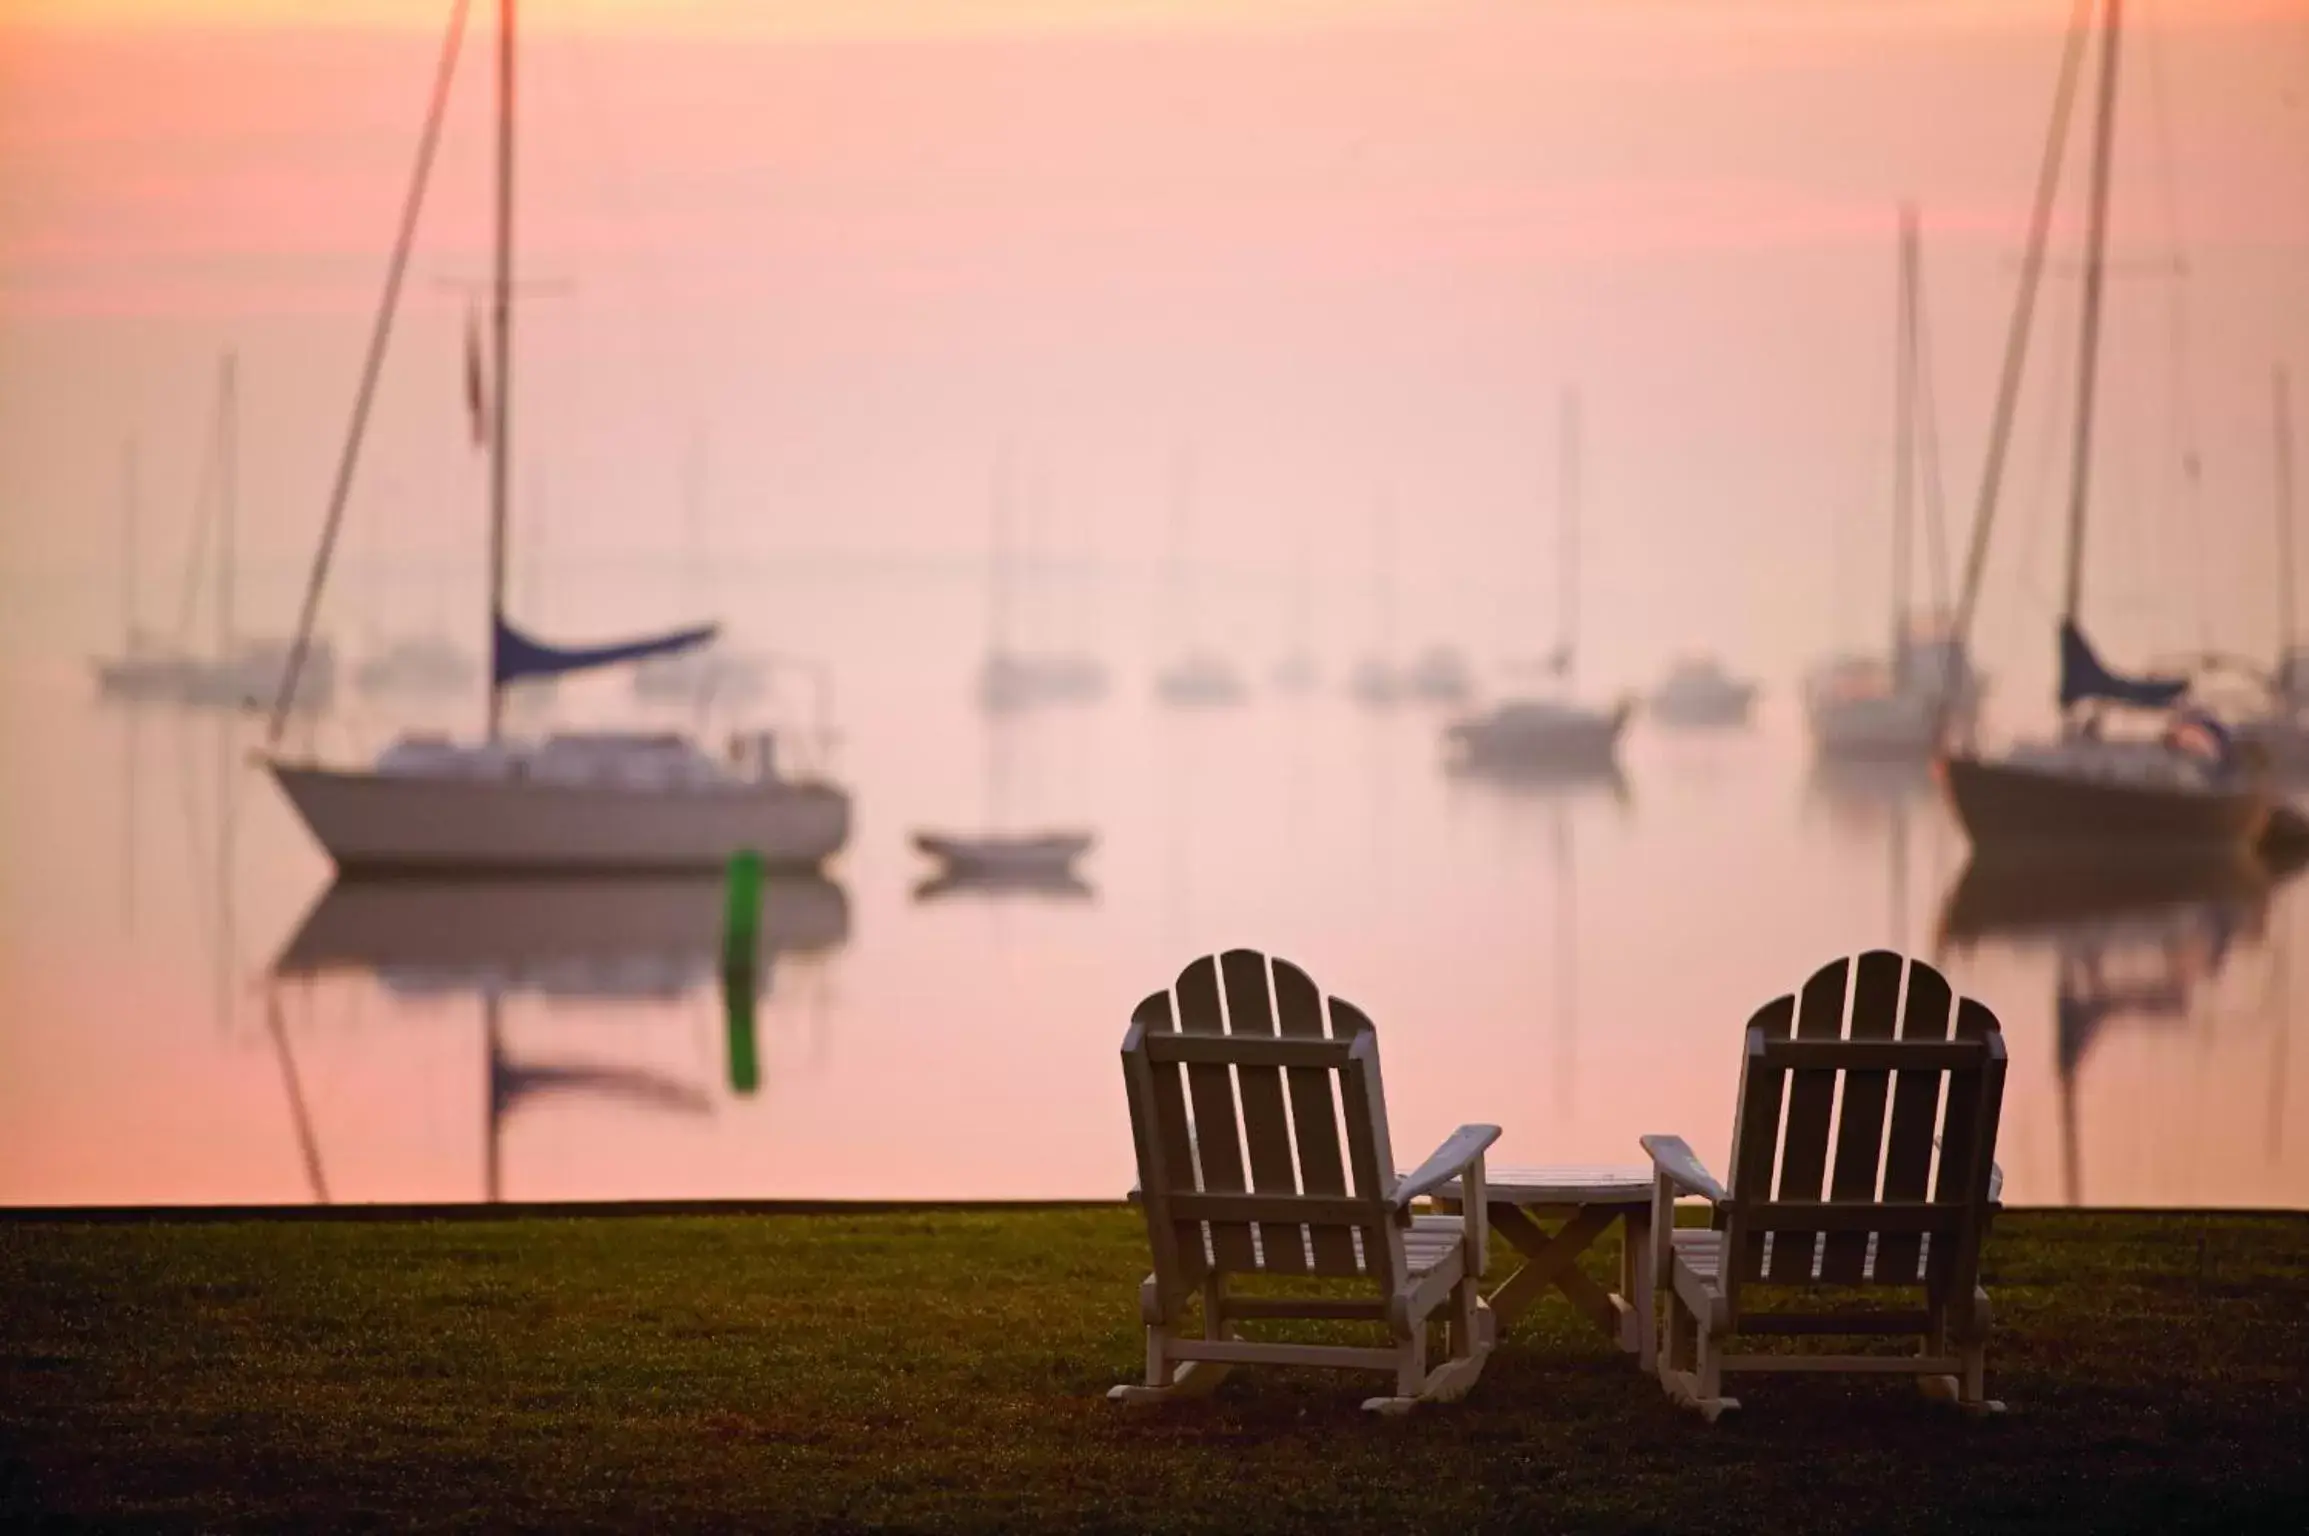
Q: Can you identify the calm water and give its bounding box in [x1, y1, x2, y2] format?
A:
[2, 619, 2302, 1211]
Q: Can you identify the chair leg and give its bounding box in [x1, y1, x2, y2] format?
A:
[1658, 1293, 1737, 1421]
[1111, 1318, 1232, 1405]
[1107, 1281, 1237, 1408]
[1361, 1300, 1437, 1417]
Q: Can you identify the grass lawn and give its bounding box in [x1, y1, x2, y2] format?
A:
[3, 1207, 2306, 1532]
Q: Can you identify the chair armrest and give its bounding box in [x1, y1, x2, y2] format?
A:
[1640, 1134, 1728, 1203]
[1391, 1124, 1503, 1211]
[1931, 1135, 2005, 1204]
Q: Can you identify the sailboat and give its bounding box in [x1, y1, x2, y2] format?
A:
[1017, 463, 1110, 705]
[1348, 486, 1405, 706]
[94, 359, 339, 711]
[264, 0, 849, 875]
[1941, 0, 2268, 858]
[920, 535, 1098, 890]
[90, 438, 198, 702]
[1270, 509, 1321, 694]
[1405, 644, 1474, 705]
[1152, 450, 1247, 707]
[1808, 206, 1981, 758]
[1448, 388, 1631, 772]
[2237, 366, 2309, 772]
[976, 452, 1045, 713]
[1650, 655, 1759, 730]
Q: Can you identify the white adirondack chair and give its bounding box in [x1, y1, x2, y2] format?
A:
[1643, 951, 2009, 1420]
[1111, 949, 1502, 1414]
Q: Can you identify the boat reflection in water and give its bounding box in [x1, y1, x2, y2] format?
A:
[1939, 848, 2303, 1204]
[268, 874, 850, 1201]
[912, 864, 1095, 904]
[1443, 751, 1631, 808]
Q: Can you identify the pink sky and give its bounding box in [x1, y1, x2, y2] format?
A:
[2, 0, 2305, 685]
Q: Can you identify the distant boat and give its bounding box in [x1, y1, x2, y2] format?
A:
[912, 830, 1093, 883]
[1404, 645, 1473, 704]
[92, 358, 338, 713]
[190, 636, 339, 714]
[1650, 655, 1758, 729]
[1448, 389, 1630, 772]
[1451, 698, 1632, 774]
[353, 632, 480, 699]
[1151, 449, 1246, 709]
[1942, 2, 2267, 860]
[1348, 655, 1404, 707]
[1270, 512, 1320, 695]
[975, 462, 1109, 711]
[1154, 651, 1247, 707]
[89, 441, 196, 702]
[94, 636, 202, 701]
[1807, 206, 1982, 760]
[265, 0, 849, 875]
[1350, 487, 1403, 710]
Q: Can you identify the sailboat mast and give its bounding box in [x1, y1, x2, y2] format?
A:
[218, 351, 237, 668]
[684, 425, 708, 615]
[2061, 0, 2124, 626]
[2278, 365, 2297, 654]
[485, 0, 517, 744]
[1375, 483, 1394, 660]
[989, 450, 1011, 662]
[1892, 204, 1918, 661]
[120, 438, 139, 646]
[1559, 388, 1580, 688]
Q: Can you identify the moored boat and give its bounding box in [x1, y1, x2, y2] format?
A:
[261, 0, 851, 875]
[1650, 655, 1758, 729]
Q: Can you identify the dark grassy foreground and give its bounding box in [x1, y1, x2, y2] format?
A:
[3, 1209, 2306, 1534]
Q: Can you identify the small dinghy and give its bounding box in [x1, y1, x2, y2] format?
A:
[912, 830, 1094, 881]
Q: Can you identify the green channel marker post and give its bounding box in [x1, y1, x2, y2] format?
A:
[722, 849, 763, 1096]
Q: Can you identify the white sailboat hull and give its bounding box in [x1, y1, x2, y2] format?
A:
[271, 764, 850, 874]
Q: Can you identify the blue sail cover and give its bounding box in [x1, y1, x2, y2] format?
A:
[493, 614, 718, 686]
[2058, 620, 2188, 712]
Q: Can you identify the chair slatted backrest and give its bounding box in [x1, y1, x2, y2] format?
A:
[1122, 950, 1404, 1310]
[1720, 951, 2006, 1317]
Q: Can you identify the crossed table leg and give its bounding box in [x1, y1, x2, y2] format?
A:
[1437, 1167, 1657, 1373]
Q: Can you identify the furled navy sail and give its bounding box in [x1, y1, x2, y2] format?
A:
[492, 614, 717, 686]
[2057, 620, 2187, 712]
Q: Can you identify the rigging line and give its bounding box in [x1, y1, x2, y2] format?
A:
[170, 372, 225, 643]
[267, 0, 475, 747]
[555, 6, 707, 450]
[1940, 0, 2096, 741]
[265, 985, 332, 1203]
[1912, 232, 1954, 622]
[2061, 0, 2126, 625]
[2141, 0, 2209, 647]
